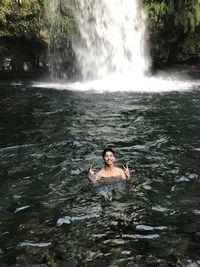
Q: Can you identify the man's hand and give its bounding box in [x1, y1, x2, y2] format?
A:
[88, 165, 99, 182]
[123, 162, 131, 180]
[88, 165, 99, 183]
[88, 165, 95, 177]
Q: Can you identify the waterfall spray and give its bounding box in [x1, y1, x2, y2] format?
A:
[48, 0, 76, 80]
[48, 0, 62, 79]
[73, 0, 151, 81]
[36, 0, 198, 92]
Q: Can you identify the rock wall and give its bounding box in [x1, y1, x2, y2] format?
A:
[0, 0, 200, 79]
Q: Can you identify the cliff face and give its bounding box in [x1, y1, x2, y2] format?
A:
[0, 0, 46, 39]
[0, 0, 48, 76]
[0, 0, 200, 78]
[144, 0, 200, 66]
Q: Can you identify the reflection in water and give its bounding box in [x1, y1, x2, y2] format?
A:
[0, 82, 200, 266]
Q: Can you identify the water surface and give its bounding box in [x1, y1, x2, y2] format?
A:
[0, 81, 200, 266]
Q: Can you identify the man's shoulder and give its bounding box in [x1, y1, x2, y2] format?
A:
[115, 167, 126, 178]
[115, 167, 124, 172]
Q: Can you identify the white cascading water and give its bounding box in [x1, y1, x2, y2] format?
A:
[73, 0, 151, 80]
[48, 0, 61, 79]
[47, 0, 75, 80]
[34, 0, 199, 92]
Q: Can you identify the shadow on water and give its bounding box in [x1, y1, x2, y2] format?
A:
[0, 82, 200, 266]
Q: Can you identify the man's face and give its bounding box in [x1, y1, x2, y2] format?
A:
[103, 151, 115, 165]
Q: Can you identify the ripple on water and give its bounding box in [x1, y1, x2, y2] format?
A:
[151, 206, 169, 213]
[122, 234, 160, 240]
[1, 83, 200, 265]
[14, 205, 30, 213]
[17, 242, 52, 248]
[135, 224, 167, 231]
[56, 212, 101, 226]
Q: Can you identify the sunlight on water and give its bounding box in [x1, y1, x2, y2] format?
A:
[33, 72, 199, 93]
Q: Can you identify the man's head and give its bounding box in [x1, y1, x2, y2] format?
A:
[102, 148, 116, 166]
[102, 147, 115, 158]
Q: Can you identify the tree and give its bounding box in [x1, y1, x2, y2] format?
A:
[144, 0, 200, 63]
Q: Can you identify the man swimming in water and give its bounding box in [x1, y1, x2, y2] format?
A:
[88, 148, 131, 182]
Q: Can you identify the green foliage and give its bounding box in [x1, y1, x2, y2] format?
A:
[179, 32, 200, 61]
[144, 0, 200, 33]
[144, 0, 200, 62]
[45, 0, 78, 42]
[173, 0, 200, 32]
[0, 0, 45, 40]
[144, 1, 170, 33]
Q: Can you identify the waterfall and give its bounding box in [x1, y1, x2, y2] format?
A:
[48, 0, 62, 80]
[73, 0, 151, 81]
[36, 1, 198, 93]
[48, 0, 76, 80]
[48, 0, 151, 81]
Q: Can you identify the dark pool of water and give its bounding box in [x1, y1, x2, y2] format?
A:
[0, 81, 200, 267]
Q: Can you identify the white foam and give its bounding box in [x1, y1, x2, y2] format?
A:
[33, 72, 200, 93]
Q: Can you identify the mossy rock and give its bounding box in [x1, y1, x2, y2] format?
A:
[0, 0, 47, 41]
[179, 32, 200, 62]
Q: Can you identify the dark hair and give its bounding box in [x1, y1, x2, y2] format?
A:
[102, 147, 115, 157]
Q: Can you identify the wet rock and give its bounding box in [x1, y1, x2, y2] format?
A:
[2, 58, 12, 71]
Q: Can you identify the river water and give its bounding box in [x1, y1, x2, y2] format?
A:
[0, 78, 200, 266]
